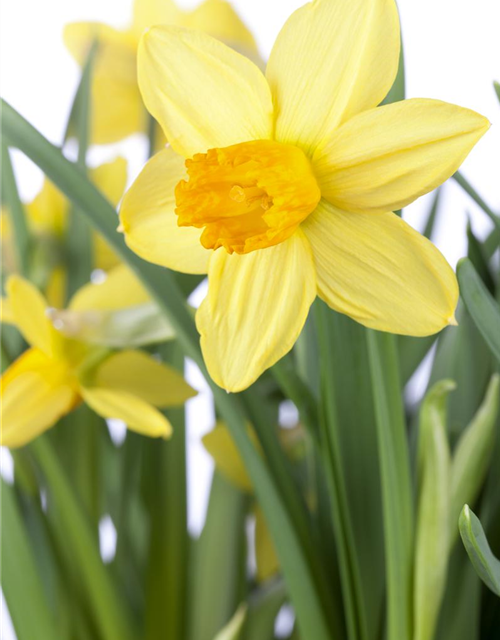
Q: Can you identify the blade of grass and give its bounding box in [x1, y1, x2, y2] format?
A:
[2, 99, 335, 640]
[457, 258, 500, 363]
[366, 330, 413, 640]
[1, 481, 59, 639]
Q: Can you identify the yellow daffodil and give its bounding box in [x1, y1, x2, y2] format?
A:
[64, 0, 260, 144]
[120, 0, 489, 392]
[1, 274, 195, 449]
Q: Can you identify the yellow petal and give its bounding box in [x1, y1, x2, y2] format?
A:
[266, 0, 400, 154]
[90, 157, 128, 207]
[1, 349, 77, 449]
[255, 506, 280, 582]
[202, 421, 254, 492]
[64, 22, 144, 144]
[26, 178, 68, 237]
[303, 201, 458, 336]
[196, 230, 316, 392]
[137, 26, 273, 157]
[182, 0, 259, 60]
[69, 264, 150, 311]
[1, 297, 15, 324]
[45, 267, 67, 310]
[314, 99, 490, 214]
[6, 276, 54, 353]
[80, 386, 173, 438]
[131, 0, 183, 37]
[92, 349, 196, 406]
[120, 147, 210, 274]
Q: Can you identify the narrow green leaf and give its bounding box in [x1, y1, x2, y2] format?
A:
[315, 302, 371, 640]
[30, 436, 136, 640]
[366, 330, 413, 640]
[450, 374, 500, 546]
[414, 380, 454, 640]
[493, 81, 500, 104]
[1, 143, 30, 275]
[459, 505, 500, 597]
[66, 41, 98, 298]
[466, 221, 496, 293]
[457, 257, 500, 363]
[453, 172, 500, 236]
[1, 482, 59, 639]
[422, 188, 442, 240]
[242, 580, 287, 640]
[188, 472, 248, 640]
[2, 99, 336, 640]
[213, 604, 248, 640]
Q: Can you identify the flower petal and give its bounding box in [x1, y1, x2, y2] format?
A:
[81, 386, 173, 438]
[314, 99, 490, 214]
[132, 0, 182, 37]
[6, 276, 53, 353]
[1, 349, 77, 449]
[202, 421, 254, 492]
[138, 26, 274, 157]
[303, 201, 458, 336]
[64, 22, 144, 144]
[182, 0, 259, 61]
[196, 230, 316, 392]
[266, 0, 400, 154]
[26, 178, 67, 237]
[69, 265, 150, 311]
[92, 349, 196, 407]
[120, 147, 210, 274]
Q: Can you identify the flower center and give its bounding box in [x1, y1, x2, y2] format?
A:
[175, 140, 321, 254]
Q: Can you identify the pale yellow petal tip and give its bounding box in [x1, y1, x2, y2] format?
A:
[448, 313, 459, 327]
[116, 222, 125, 233]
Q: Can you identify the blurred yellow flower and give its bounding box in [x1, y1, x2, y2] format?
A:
[120, 0, 489, 392]
[64, 0, 260, 144]
[1, 157, 126, 307]
[1, 274, 195, 449]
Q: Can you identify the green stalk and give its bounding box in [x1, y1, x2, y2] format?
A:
[315, 302, 369, 640]
[65, 41, 97, 298]
[2, 482, 59, 640]
[30, 436, 136, 640]
[366, 330, 413, 640]
[1, 142, 30, 276]
[2, 99, 335, 640]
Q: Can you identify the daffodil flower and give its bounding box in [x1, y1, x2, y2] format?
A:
[120, 0, 489, 392]
[1, 274, 195, 449]
[64, 0, 260, 145]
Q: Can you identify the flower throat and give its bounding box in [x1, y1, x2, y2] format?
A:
[175, 140, 321, 255]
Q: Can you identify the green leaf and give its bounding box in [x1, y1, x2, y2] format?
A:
[450, 374, 500, 546]
[214, 604, 248, 640]
[1, 143, 30, 276]
[2, 98, 337, 640]
[1, 481, 59, 639]
[459, 505, 500, 596]
[366, 330, 413, 640]
[453, 172, 500, 237]
[457, 257, 500, 363]
[466, 221, 496, 293]
[188, 472, 248, 640]
[242, 580, 287, 640]
[493, 81, 500, 104]
[414, 380, 454, 640]
[30, 436, 136, 640]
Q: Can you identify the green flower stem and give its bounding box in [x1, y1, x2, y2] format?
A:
[366, 330, 413, 640]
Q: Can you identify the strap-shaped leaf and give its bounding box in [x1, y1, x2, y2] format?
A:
[457, 258, 500, 363]
[459, 505, 500, 597]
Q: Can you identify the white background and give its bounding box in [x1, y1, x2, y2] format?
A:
[1, 0, 499, 637]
